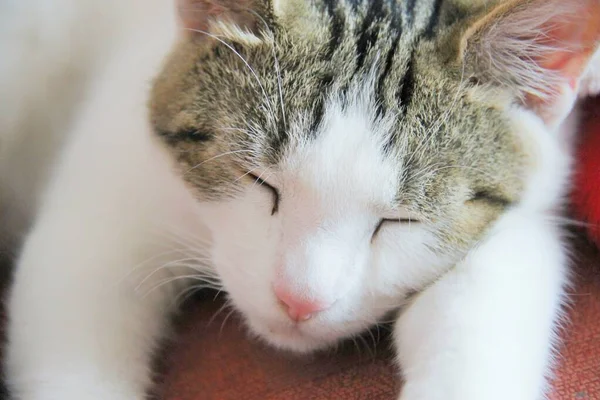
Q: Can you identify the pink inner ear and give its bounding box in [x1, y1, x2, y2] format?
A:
[177, 0, 230, 31]
[176, 0, 257, 35]
[537, 0, 600, 83]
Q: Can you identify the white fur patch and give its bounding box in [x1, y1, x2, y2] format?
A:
[209, 20, 263, 46]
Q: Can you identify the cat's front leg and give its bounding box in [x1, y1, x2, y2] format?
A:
[5, 213, 179, 400]
[394, 211, 567, 400]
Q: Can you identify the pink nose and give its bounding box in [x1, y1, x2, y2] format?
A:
[274, 286, 328, 322]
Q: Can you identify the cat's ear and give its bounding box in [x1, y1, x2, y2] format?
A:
[176, 0, 275, 41]
[459, 0, 600, 127]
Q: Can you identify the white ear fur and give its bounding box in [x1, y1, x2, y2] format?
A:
[208, 20, 263, 45]
[461, 0, 600, 127]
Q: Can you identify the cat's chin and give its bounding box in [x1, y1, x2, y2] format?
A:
[245, 317, 340, 354]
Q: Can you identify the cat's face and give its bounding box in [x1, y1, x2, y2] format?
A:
[150, 0, 587, 352]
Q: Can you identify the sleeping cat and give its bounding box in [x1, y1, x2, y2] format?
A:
[1, 0, 599, 399]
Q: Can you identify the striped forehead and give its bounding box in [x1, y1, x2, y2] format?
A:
[149, 0, 456, 201]
[333, 0, 444, 30]
[260, 0, 447, 152]
[324, 0, 445, 48]
[262, 0, 449, 200]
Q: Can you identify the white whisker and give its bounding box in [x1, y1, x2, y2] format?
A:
[207, 299, 233, 328]
[135, 256, 213, 292]
[219, 308, 237, 336]
[185, 149, 253, 174]
[141, 272, 221, 299]
[173, 284, 209, 306]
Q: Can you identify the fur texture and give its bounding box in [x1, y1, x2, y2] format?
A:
[1, 0, 599, 399]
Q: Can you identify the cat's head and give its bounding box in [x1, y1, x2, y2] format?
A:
[150, 0, 600, 352]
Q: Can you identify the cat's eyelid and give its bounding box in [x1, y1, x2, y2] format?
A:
[247, 172, 278, 190]
[469, 190, 510, 207]
[372, 209, 421, 240]
[247, 172, 280, 215]
[381, 207, 420, 223]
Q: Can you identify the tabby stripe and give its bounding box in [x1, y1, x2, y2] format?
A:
[389, 0, 402, 26]
[424, 0, 444, 38]
[323, 0, 345, 59]
[269, 131, 289, 158]
[354, 0, 384, 73]
[397, 54, 416, 113]
[346, 0, 361, 11]
[310, 73, 335, 134]
[404, 0, 417, 27]
[375, 27, 402, 116]
[157, 129, 212, 145]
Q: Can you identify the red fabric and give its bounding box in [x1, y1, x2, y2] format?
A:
[572, 96, 600, 246]
[547, 242, 600, 400]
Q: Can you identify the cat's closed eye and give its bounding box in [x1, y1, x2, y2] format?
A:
[468, 190, 510, 208]
[248, 173, 280, 215]
[372, 216, 420, 240]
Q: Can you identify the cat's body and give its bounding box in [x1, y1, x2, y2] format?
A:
[0, 1, 198, 397]
[1, 0, 599, 399]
